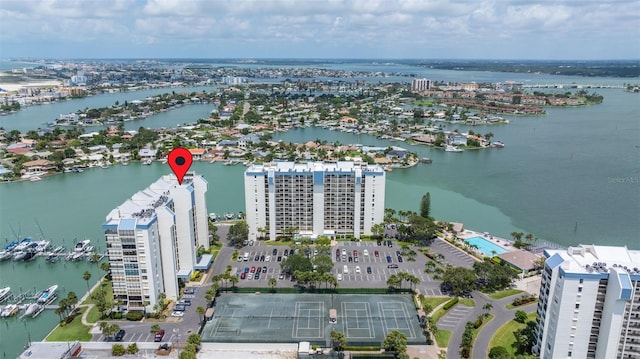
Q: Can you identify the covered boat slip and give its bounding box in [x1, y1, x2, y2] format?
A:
[201, 293, 425, 346]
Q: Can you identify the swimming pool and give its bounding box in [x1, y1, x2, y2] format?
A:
[464, 236, 508, 256]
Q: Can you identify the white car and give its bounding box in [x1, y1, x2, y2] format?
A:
[343, 265, 349, 274]
[265, 255, 271, 262]
[237, 256, 243, 262]
[355, 266, 361, 274]
[363, 249, 369, 256]
[337, 274, 343, 281]
[171, 311, 184, 317]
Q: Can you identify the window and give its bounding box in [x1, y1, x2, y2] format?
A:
[579, 278, 584, 284]
[578, 287, 582, 292]
[575, 304, 580, 309]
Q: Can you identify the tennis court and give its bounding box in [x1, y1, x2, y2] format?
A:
[201, 293, 425, 345]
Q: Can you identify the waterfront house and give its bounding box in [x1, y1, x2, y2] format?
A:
[238, 134, 261, 148]
[188, 148, 206, 160]
[139, 147, 158, 160]
[22, 159, 54, 173]
[448, 134, 468, 146]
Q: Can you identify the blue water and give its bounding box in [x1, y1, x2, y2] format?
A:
[465, 236, 508, 256]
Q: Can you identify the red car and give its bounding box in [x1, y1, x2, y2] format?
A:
[374, 250, 379, 257]
[240, 272, 246, 279]
[353, 250, 358, 257]
[154, 330, 165, 342]
[250, 266, 256, 273]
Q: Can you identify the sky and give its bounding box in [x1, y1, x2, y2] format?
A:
[1, 0, 639, 60]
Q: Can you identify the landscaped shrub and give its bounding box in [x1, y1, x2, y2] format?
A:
[126, 311, 144, 321]
[112, 344, 126, 356]
[111, 312, 123, 319]
[473, 316, 484, 329]
[512, 294, 537, 307]
[443, 297, 459, 310]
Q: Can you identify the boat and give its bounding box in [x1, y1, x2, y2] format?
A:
[37, 285, 58, 304]
[1, 304, 19, 317]
[420, 157, 433, 164]
[208, 213, 218, 221]
[100, 162, 110, 169]
[12, 251, 27, 261]
[0, 251, 13, 261]
[121, 160, 129, 166]
[0, 287, 10, 302]
[70, 252, 85, 261]
[84, 245, 95, 253]
[71, 166, 84, 173]
[74, 239, 91, 252]
[53, 246, 65, 253]
[143, 159, 152, 165]
[30, 176, 42, 182]
[4, 240, 19, 251]
[24, 303, 40, 317]
[224, 212, 235, 220]
[22, 251, 37, 261]
[14, 238, 32, 251]
[45, 254, 59, 263]
[491, 141, 505, 148]
[445, 145, 464, 152]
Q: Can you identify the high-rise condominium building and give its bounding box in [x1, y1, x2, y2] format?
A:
[411, 78, 431, 92]
[534, 244, 640, 359]
[244, 161, 385, 241]
[102, 172, 208, 312]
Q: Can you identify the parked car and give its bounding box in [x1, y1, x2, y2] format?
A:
[183, 288, 196, 294]
[256, 267, 262, 273]
[272, 248, 278, 255]
[277, 256, 282, 262]
[240, 272, 246, 279]
[363, 249, 369, 256]
[355, 266, 361, 274]
[262, 266, 267, 273]
[254, 272, 260, 279]
[284, 249, 289, 256]
[244, 267, 250, 273]
[171, 311, 184, 317]
[387, 264, 399, 269]
[397, 256, 404, 263]
[353, 250, 358, 257]
[336, 249, 341, 256]
[154, 330, 165, 342]
[174, 305, 186, 312]
[260, 255, 265, 261]
[367, 267, 372, 274]
[254, 254, 260, 261]
[386, 255, 392, 263]
[337, 274, 343, 281]
[265, 255, 271, 262]
[374, 250, 380, 257]
[279, 272, 285, 280]
[250, 266, 256, 273]
[115, 329, 125, 341]
[354, 256, 359, 262]
[343, 265, 349, 274]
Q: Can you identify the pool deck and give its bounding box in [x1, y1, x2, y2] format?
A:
[458, 230, 517, 253]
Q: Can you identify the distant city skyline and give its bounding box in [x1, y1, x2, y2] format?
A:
[1, 0, 639, 60]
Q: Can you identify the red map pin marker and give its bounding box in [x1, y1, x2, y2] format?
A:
[167, 148, 193, 185]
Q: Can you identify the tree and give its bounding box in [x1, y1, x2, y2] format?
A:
[281, 252, 313, 274]
[514, 310, 528, 323]
[371, 223, 385, 238]
[187, 333, 202, 346]
[196, 306, 205, 323]
[383, 330, 407, 354]
[441, 266, 476, 296]
[150, 324, 161, 334]
[268, 277, 277, 291]
[126, 343, 139, 354]
[111, 344, 126, 356]
[82, 271, 92, 292]
[227, 221, 249, 248]
[513, 320, 537, 354]
[312, 254, 334, 274]
[330, 329, 347, 351]
[482, 303, 493, 317]
[488, 346, 510, 359]
[386, 274, 402, 290]
[420, 192, 431, 218]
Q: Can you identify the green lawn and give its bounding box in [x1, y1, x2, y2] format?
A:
[488, 289, 524, 300]
[471, 314, 494, 344]
[458, 298, 475, 307]
[488, 312, 536, 355]
[421, 296, 450, 312]
[434, 329, 452, 347]
[45, 307, 92, 342]
[82, 280, 113, 324]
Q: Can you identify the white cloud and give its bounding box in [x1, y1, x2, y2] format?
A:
[0, 0, 638, 59]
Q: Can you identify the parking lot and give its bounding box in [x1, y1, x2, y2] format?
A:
[223, 239, 446, 297]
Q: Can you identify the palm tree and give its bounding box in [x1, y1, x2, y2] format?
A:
[66, 291, 78, 311]
[82, 271, 92, 292]
[229, 275, 239, 288]
[268, 277, 277, 292]
[482, 303, 493, 317]
[100, 261, 110, 274]
[196, 306, 205, 324]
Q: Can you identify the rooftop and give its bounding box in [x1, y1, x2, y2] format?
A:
[546, 244, 640, 276]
